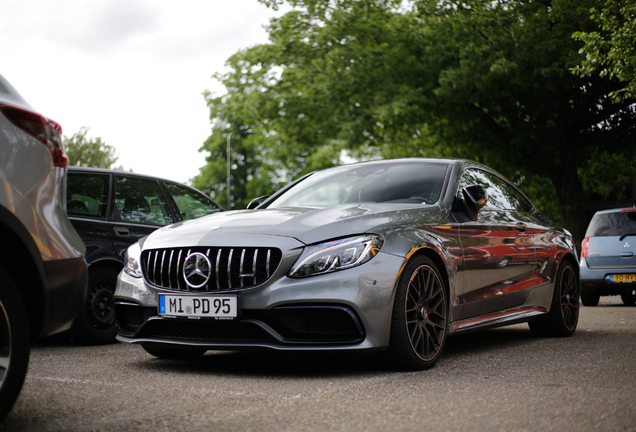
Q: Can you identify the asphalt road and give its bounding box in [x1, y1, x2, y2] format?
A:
[3, 297, 635, 432]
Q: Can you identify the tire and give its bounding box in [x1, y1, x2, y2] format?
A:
[581, 292, 600, 307]
[529, 260, 579, 337]
[387, 255, 448, 371]
[71, 267, 119, 345]
[141, 344, 207, 360]
[621, 292, 636, 306]
[0, 267, 30, 422]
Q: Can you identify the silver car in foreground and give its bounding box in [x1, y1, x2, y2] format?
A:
[115, 159, 579, 370]
[0, 73, 86, 420]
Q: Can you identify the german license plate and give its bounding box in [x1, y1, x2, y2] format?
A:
[158, 294, 237, 319]
[611, 274, 636, 283]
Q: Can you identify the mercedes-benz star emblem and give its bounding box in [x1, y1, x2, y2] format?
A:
[183, 252, 212, 289]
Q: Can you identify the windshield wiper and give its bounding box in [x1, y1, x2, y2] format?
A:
[619, 233, 636, 241]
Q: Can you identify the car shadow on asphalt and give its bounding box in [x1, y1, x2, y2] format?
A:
[127, 324, 542, 378]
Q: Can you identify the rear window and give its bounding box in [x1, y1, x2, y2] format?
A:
[586, 211, 636, 237]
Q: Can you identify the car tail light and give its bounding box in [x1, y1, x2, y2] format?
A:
[0, 102, 68, 168]
[581, 237, 590, 258]
[620, 209, 636, 213]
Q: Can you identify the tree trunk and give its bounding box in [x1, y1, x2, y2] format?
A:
[548, 164, 588, 247]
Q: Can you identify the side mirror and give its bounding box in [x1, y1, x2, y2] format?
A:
[247, 195, 270, 210]
[461, 185, 488, 221]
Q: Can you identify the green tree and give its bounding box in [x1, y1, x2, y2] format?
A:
[64, 127, 120, 169]
[197, 0, 636, 241]
[574, 0, 636, 102]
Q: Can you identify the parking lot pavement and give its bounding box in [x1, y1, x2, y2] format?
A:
[2, 297, 635, 432]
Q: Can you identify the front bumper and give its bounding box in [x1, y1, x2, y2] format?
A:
[114, 251, 406, 351]
[580, 258, 636, 297]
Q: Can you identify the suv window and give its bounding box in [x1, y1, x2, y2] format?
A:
[67, 173, 109, 217]
[164, 183, 222, 221]
[586, 210, 636, 237]
[114, 176, 172, 225]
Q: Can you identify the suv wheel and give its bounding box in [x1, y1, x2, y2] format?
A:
[71, 267, 119, 345]
[621, 292, 636, 306]
[581, 292, 600, 307]
[0, 267, 30, 421]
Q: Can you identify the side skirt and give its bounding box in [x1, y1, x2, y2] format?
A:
[450, 306, 547, 334]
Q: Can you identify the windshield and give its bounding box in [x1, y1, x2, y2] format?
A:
[268, 161, 449, 209]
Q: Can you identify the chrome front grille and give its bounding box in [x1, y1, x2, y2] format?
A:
[142, 247, 283, 291]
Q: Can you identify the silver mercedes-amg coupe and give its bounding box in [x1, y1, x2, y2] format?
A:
[114, 158, 579, 370]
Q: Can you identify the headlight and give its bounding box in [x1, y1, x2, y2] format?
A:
[123, 242, 143, 278]
[289, 235, 383, 277]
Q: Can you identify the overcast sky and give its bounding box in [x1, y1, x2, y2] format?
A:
[1, 0, 285, 183]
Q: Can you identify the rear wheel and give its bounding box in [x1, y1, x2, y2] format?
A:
[581, 292, 600, 307]
[71, 267, 119, 345]
[621, 292, 636, 306]
[142, 344, 207, 360]
[529, 260, 579, 337]
[0, 267, 30, 421]
[387, 256, 447, 371]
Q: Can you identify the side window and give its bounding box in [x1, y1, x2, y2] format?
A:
[491, 177, 533, 212]
[459, 169, 506, 211]
[67, 173, 109, 217]
[164, 183, 222, 221]
[114, 177, 173, 225]
[459, 169, 533, 212]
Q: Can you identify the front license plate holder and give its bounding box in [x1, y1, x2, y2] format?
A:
[610, 274, 636, 283]
[158, 294, 238, 320]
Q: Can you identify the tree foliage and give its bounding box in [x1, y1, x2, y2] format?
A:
[64, 127, 120, 169]
[195, 0, 636, 240]
[574, 0, 636, 102]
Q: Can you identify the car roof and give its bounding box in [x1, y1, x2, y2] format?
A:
[593, 207, 636, 216]
[67, 166, 189, 186]
[0, 73, 33, 111]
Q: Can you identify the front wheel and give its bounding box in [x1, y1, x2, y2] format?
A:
[71, 267, 119, 345]
[142, 344, 207, 360]
[387, 256, 448, 371]
[0, 267, 30, 421]
[529, 260, 579, 337]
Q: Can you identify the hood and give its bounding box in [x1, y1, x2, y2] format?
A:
[144, 203, 443, 249]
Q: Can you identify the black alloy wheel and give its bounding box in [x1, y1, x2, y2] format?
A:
[388, 255, 447, 371]
[0, 267, 30, 421]
[529, 260, 579, 337]
[71, 267, 119, 345]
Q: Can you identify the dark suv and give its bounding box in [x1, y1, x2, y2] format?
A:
[0, 74, 86, 421]
[580, 207, 636, 306]
[66, 167, 223, 344]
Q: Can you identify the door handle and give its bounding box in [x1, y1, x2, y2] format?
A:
[516, 223, 527, 233]
[113, 227, 131, 237]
